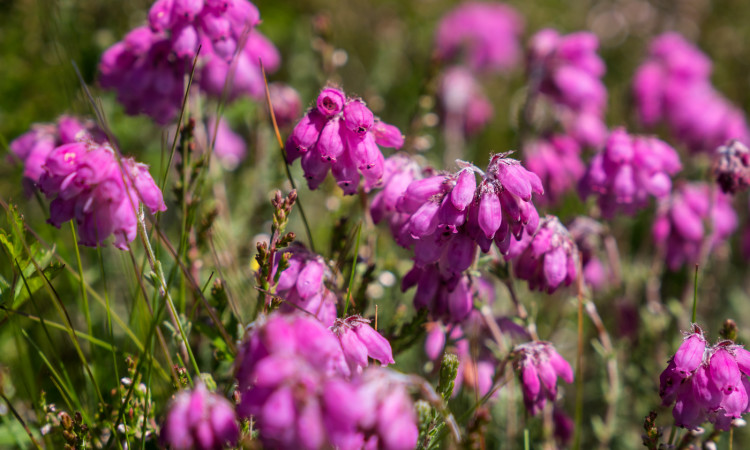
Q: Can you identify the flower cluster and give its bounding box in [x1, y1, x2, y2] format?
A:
[714, 140, 750, 195]
[286, 86, 404, 194]
[632, 32, 750, 153]
[434, 1, 524, 73]
[523, 135, 584, 204]
[438, 67, 494, 136]
[99, 0, 280, 124]
[38, 139, 166, 249]
[331, 315, 395, 375]
[579, 128, 682, 217]
[160, 383, 239, 450]
[402, 265, 475, 323]
[9, 116, 105, 188]
[271, 245, 337, 326]
[235, 313, 416, 449]
[527, 29, 608, 148]
[513, 341, 574, 416]
[652, 183, 737, 271]
[507, 215, 579, 294]
[660, 325, 750, 430]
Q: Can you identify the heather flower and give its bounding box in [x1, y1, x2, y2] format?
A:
[160, 383, 239, 450]
[268, 82, 302, 128]
[332, 315, 395, 374]
[652, 183, 737, 271]
[567, 217, 608, 290]
[527, 29, 608, 148]
[659, 325, 750, 431]
[38, 140, 166, 250]
[513, 341, 574, 416]
[632, 32, 750, 152]
[579, 128, 682, 218]
[269, 245, 338, 326]
[508, 215, 578, 294]
[714, 140, 750, 194]
[207, 116, 246, 170]
[402, 264, 475, 323]
[285, 86, 403, 195]
[99, 1, 280, 124]
[9, 116, 105, 188]
[438, 67, 494, 136]
[434, 1, 524, 73]
[523, 135, 585, 205]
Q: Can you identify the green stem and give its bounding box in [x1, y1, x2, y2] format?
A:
[343, 222, 362, 316]
[692, 264, 699, 323]
[69, 223, 92, 346]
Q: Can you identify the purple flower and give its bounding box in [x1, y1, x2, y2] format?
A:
[285, 88, 403, 195]
[99, 1, 280, 124]
[269, 245, 338, 326]
[652, 183, 737, 271]
[523, 135, 585, 205]
[402, 264, 475, 323]
[507, 216, 578, 294]
[268, 82, 302, 128]
[9, 116, 105, 189]
[438, 66, 494, 136]
[355, 368, 418, 450]
[434, 2, 524, 73]
[527, 29, 607, 148]
[579, 128, 682, 217]
[714, 140, 750, 194]
[659, 325, 750, 431]
[567, 217, 608, 290]
[632, 32, 750, 153]
[331, 316, 395, 375]
[207, 116, 247, 170]
[513, 341, 574, 416]
[160, 383, 239, 450]
[38, 139, 165, 250]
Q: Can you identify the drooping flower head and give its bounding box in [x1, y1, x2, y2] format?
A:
[9, 116, 106, 188]
[714, 140, 750, 195]
[523, 135, 585, 205]
[659, 324, 750, 431]
[632, 32, 750, 152]
[402, 264, 476, 323]
[285, 86, 404, 195]
[527, 29, 608, 148]
[579, 128, 682, 217]
[269, 244, 338, 326]
[507, 215, 579, 294]
[235, 313, 417, 449]
[160, 383, 239, 450]
[434, 1, 524, 73]
[331, 315, 395, 375]
[513, 341, 574, 416]
[38, 139, 166, 249]
[652, 183, 737, 271]
[99, 0, 280, 124]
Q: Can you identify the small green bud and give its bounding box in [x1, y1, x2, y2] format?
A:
[438, 353, 459, 401]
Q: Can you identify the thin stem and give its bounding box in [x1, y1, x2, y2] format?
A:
[343, 222, 362, 316]
[69, 222, 92, 347]
[692, 264, 699, 324]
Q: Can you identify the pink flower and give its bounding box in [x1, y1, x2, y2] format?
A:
[523, 135, 584, 205]
[714, 140, 750, 194]
[331, 315, 395, 375]
[438, 66, 494, 136]
[268, 82, 302, 128]
[207, 116, 247, 170]
[161, 383, 239, 450]
[513, 341, 574, 416]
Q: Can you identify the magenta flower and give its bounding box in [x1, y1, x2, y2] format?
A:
[513, 341, 574, 416]
[632, 32, 750, 153]
[714, 140, 750, 194]
[331, 315, 395, 374]
[567, 217, 607, 290]
[269, 245, 338, 326]
[160, 383, 239, 450]
[579, 128, 682, 217]
[438, 66, 494, 136]
[207, 116, 246, 170]
[99, 1, 279, 124]
[527, 29, 608, 148]
[507, 216, 579, 294]
[652, 183, 737, 271]
[9, 116, 105, 189]
[37, 140, 166, 250]
[523, 135, 585, 205]
[268, 82, 302, 128]
[285, 86, 403, 195]
[434, 1, 524, 73]
[659, 325, 750, 431]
